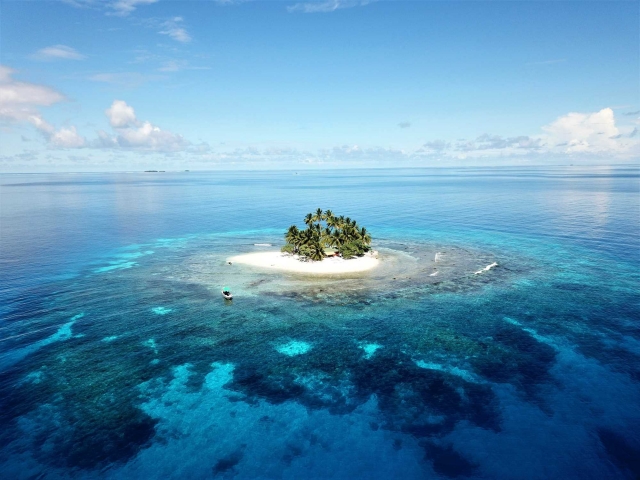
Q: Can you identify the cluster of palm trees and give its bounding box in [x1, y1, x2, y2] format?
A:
[281, 208, 372, 261]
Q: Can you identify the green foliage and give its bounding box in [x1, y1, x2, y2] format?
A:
[339, 240, 369, 259]
[281, 244, 295, 254]
[282, 208, 372, 261]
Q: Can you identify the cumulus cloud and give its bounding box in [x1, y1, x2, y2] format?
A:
[194, 108, 637, 167]
[417, 108, 637, 161]
[100, 100, 188, 151]
[287, 0, 371, 14]
[105, 100, 136, 128]
[0, 65, 85, 148]
[27, 117, 86, 148]
[115, 121, 187, 150]
[31, 45, 86, 61]
[1, 66, 187, 155]
[50, 126, 86, 148]
[542, 108, 619, 154]
[159, 17, 191, 43]
[0, 65, 64, 122]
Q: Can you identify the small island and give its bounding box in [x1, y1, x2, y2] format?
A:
[281, 208, 372, 260]
[227, 209, 380, 274]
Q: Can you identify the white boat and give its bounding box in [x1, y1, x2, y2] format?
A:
[222, 290, 233, 300]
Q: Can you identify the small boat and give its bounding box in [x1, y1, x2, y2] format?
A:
[222, 287, 233, 300]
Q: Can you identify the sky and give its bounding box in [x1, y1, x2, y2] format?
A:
[0, 0, 638, 171]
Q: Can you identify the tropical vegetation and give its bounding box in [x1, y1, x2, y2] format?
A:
[281, 208, 372, 261]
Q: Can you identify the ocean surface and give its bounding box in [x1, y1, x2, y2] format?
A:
[0, 166, 639, 479]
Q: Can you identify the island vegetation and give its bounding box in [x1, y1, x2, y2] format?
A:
[281, 208, 372, 261]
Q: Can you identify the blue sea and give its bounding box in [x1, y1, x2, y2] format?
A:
[1, 166, 639, 479]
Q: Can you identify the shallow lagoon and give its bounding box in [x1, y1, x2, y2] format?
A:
[0, 167, 639, 479]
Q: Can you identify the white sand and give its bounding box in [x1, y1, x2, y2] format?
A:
[227, 251, 379, 275]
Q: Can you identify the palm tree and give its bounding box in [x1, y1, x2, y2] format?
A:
[282, 210, 371, 261]
[330, 230, 343, 248]
[360, 227, 371, 245]
[302, 228, 314, 246]
[312, 208, 324, 223]
[343, 224, 356, 241]
[308, 242, 325, 261]
[321, 227, 333, 247]
[304, 213, 313, 226]
[285, 225, 298, 243]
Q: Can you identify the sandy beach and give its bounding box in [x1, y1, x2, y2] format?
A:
[227, 251, 380, 274]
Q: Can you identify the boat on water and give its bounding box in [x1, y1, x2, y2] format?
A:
[222, 287, 233, 300]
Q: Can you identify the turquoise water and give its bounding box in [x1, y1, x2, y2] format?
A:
[0, 167, 639, 478]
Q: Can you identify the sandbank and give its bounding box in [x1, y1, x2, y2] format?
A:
[227, 251, 379, 275]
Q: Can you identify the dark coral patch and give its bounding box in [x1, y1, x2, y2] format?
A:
[63, 415, 158, 469]
[422, 442, 478, 478]
[597, 427, 640, 478]
[212, 445, 245, 476]
[472, 323, 556, 402]
[349, 349, 501, 438]
[231, 366, 305, 404]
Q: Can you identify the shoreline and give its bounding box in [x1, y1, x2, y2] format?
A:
[227, 251, 380, 275]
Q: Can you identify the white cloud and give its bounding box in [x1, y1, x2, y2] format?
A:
[100, 100, 188, 151]
[61, 0, 158, 16]
[188, 108, 638, 167]
[417, 108, 637, 161]
[159, 17, 192, 43]
[542, 108, 620, 154]
[287, 0, 371, 13]
[1, 66, 186, 155]
[116, 121, 187, 150]
[27, 116, 86, 148]
[110, 0, 158, 16]
[0, 65, 85, 148]
[0, 66, 64, 123]
[31, 45, 85, 61]
[455, 134, 542, 152]
[50, 126, 86, 148]
[105, 100, 136, 128]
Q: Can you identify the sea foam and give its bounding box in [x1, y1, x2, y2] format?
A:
[474, 262, 498, 275]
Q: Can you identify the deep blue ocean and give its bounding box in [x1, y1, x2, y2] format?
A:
[1, 166, 639, 479]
